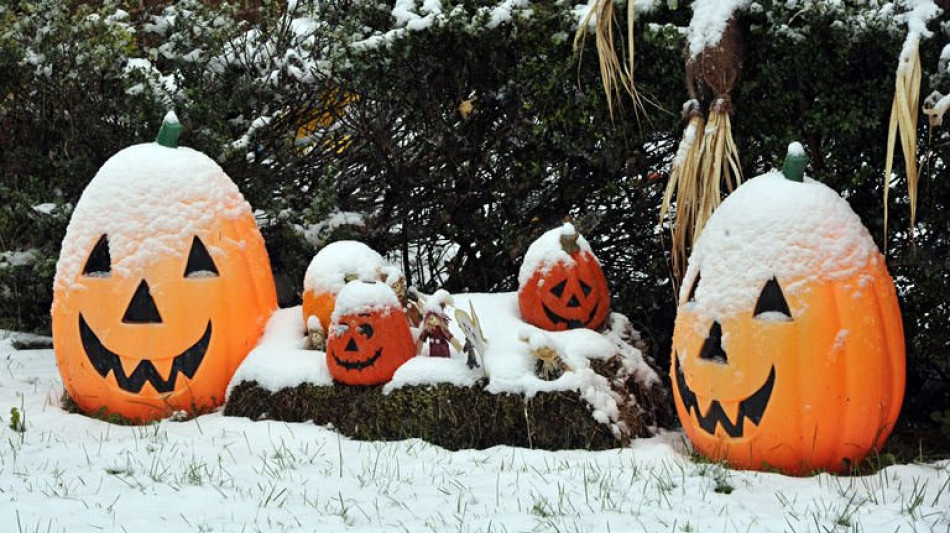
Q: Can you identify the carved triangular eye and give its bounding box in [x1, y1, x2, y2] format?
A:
[550, 279, 567, 298]
[579, 280, 593, 297]
[357, 324, 374, 339]
[686, 271, 701, 303]
[754, 278, 791, 318]
[184, 236, 219, 278]
[83, 235, 111, 276]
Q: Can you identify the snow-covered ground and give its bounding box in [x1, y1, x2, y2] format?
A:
[1, 336, 948, 532]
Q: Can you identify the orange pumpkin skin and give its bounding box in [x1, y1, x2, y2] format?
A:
[326, 284, 415, 386]
[301, 290, 336, 336]
[670, 175, 905, 475]
[52, 143, 277, 423]
[518, 249, 610, 332]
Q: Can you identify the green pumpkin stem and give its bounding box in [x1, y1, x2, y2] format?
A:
[156, 112, 182, 148]
[782, 142, 809, 183]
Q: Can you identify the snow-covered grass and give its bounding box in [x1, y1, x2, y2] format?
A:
[1, 336, 949, 532]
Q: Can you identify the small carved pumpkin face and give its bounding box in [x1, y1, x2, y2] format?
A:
[52, 141, 277, 423]
[518, 225, 610, 331]
[670, 173, 905, 475]
[326, 282, 415, 386]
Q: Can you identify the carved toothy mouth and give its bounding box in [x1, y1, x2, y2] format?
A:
[541, 301, 600, 330]
[673, 356, 776, 438]
[332, 348, 382, 371]
[79, 314, 211, 394]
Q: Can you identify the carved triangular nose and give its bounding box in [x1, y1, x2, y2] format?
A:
[122, 280, 163, 324]
[345, 338, 359, 352]
[566, 295, 581, 308]
[699, 321, 728, 363]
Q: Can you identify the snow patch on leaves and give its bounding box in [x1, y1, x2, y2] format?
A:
[0, 250, 38, 268]
[294, 211, 366, 248]
[352, 0, 534, 50]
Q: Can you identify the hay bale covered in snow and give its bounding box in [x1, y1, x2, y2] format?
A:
[224, 293, 672, 450]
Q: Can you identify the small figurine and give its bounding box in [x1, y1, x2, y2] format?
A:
[520, 329, 572, 381]
[405, 287, 424, 327]
[462, 338, 480, 369]
[418, 289, 462, 357]
[380, 265, 409, 308]
[455, 301, 488, 373]
[306, 315, 326, 351]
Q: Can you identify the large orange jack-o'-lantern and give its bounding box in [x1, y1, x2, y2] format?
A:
[52, 114, 277, 423]
[671, 144, 905, 474]
[326, 281, 415, 386]
[518, 223, 610, 331]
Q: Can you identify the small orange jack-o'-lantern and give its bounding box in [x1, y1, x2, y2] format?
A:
[518, 223, 610, 331]
[302, 241, 400, 334]
[326, 281, 415, 385]
[51, 115, 277, 422]
[671, 145, 905, 474]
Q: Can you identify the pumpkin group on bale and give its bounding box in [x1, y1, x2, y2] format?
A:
[51, 113, 278, 423]
[326, 280, 416, 386]
[670, 144, 905, 475]
[518, 223, 611, 331]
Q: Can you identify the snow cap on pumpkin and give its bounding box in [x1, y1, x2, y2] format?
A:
[54, 125, 253, 290]
[681, 144, 882, 320]
[518, 222, 596, 288]
[303, 240, 385, 295]
[331, 280, 402, 323]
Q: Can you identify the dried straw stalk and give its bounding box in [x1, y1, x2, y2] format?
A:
[883, 36, 921, 244]
[574, 0, 644, 119]
[661, 105, 706, 282]
[697, 98, 742, 239]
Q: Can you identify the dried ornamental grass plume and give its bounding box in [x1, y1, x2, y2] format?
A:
[573, 0, 644, 120]
[661, 101, 705, 283]
[696, 96, 741, 232]
[884, 36, 921, 246]
[884, 0, 940, 247]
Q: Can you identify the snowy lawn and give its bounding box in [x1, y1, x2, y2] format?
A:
[1, 337, 948, 532]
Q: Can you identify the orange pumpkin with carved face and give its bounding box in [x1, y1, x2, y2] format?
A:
[326, 281, 415, 385]
[671, 157, 904, 474]
[52, 120, 277, 423]
[518, 223, 610, 331]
